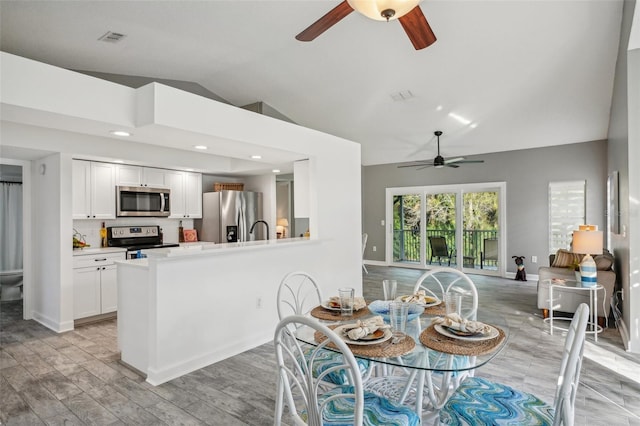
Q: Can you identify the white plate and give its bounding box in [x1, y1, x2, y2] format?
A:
[334, 324, 393, 346]
[434, 324, 499, 341]
[321, 301, 366, 312]
[396, 294, 441, 308]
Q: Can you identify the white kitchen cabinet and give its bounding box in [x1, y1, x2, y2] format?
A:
[73, 252, 124, 319]
[116, 165, 167, 187]
[166, 170, 202, 219]
[72, 160, 116, 220]
[293, 159, 310, 218]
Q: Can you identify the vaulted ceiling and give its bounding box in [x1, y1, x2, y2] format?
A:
[0, 1, 624, 166]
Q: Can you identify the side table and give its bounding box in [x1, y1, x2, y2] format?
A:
[545, 279, 603, 342]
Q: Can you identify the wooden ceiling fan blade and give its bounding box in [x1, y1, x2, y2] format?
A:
[398, 6, 437, 50]
[295, 1, 353, 42]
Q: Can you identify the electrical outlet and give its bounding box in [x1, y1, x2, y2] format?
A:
[256, 297, 262, 309]
[372, 246, 377, 252]
[380, 220, 385, 226]
[531, 256, 537, 263]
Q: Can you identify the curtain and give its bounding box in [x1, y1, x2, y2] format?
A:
[0, 182, 23, 271]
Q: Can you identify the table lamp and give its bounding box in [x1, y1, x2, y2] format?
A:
[277, 218, 289, 238]
[572, 225, 603, 287]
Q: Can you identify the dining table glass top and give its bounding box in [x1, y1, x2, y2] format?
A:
[295, 306, 510, 372]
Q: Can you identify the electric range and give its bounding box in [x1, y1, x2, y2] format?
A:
[107, 225, 179, 259]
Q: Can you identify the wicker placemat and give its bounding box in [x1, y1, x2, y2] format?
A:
[422, 302, 446, 316]
[419, 324, 505, 356]
[310, 305, 370, 321]
[314, 326, 416, 358]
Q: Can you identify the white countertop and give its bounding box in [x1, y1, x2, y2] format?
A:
[72, 247, 127, 256]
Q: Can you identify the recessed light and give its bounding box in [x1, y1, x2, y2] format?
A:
[448, 112, 472, 125]
[251, 155, 262, 159]
[470, 123, 478, 129]
[193, 145, 208, 150]
[272, 169, 281, 173]
[436, 105, 443, 111]
[110, 130, 131, 137]
[113, 160, 124, 164]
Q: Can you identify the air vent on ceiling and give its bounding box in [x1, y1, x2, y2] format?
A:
[390, 90, 415, 101]
[98, 31, 126, 43]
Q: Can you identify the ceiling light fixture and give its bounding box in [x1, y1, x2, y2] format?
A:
[251, 155, 262, 159]
[110, 130, 130, 137]
[436, 105, 443, 111]
[470, 123, 478, 129]
[448, 112, 472, 125]
[272, 169, 281, 173]
[193, 145, 208, 150]
[185, 168, 194, 172]
[348, 0, 421, 21]
[113, 160, 124, 164]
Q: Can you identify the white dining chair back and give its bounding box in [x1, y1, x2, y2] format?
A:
[277, 271, 323, 320]
[413, 267, 478, 320]
[274, 315, 421, 426]
[439, 303, 590, 426]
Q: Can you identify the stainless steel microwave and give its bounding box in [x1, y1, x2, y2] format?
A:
[116, 186, 170, 217]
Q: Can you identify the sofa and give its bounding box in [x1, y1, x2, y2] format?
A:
[537, 249, 615, 325]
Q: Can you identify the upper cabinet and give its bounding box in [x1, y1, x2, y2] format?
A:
[116, 165, 167, 187]
[72, 160, 116, 220]
[165, 170, 202, 219]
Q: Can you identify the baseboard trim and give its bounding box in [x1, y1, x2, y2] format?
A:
[32, 311, 74, 333]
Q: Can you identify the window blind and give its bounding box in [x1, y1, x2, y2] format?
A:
[548, 180, 585, 254]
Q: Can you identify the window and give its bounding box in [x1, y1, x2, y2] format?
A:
[548, 180, 585, 253]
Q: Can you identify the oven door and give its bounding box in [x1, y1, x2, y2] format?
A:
[117, 186, 171, 217]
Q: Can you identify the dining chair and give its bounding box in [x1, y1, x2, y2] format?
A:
[274, 314, 421, 426]
[414, 267, 478, 320]
[276, 271, 371, 386]
[440, 303, 590, 425]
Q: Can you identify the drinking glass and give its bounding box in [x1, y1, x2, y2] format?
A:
[389, 301, 409, 337]
[338, 287, 355, 316]
[445, 292, 462, 316]
[382, 279, 397, 300]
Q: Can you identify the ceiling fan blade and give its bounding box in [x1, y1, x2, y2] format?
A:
[397, 162, 433, 168]
[444, 157, 465, 164]
[398, 6, 437, 50]
[296, 1, 354, 42]
[455, 160, 485, 164]
[445, 164, 460, 168]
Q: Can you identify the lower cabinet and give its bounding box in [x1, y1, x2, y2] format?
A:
[73, 252, 123, 320]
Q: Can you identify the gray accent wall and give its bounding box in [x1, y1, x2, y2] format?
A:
[362, 140, 608, 274]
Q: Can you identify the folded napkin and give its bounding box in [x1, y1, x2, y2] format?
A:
[401, 290, 437, 305]
[343, 316, 389, 340]
[431, 313, 492, 335]
[328, 296, 367, 311]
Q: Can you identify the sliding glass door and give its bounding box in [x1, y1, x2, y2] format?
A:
[386, 183, 505, 276]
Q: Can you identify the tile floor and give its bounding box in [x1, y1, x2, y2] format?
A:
[1, 265, 639, 425]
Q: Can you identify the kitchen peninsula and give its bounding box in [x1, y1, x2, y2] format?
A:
[117, 237, 319, 385]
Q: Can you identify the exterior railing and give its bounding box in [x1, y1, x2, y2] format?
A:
[393, 228, 498, 268]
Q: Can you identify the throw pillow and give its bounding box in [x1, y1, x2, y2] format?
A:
[551, 249, 584, 268]
[594, 252, 614, 270]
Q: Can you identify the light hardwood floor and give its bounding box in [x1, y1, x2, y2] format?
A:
[1, 265, 639, 425]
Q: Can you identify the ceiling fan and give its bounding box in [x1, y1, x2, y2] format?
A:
[397, 131, 484, 169]
[296, 0, 437, 50]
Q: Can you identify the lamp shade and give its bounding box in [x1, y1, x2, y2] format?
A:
[572, 230, 603, 255]
[347, 0, 421, 21]
[277, 218, 289, 227]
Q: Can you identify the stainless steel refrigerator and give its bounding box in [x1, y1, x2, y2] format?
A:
[195, 191, 265, 243]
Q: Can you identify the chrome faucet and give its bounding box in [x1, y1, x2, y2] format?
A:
[249, 220, 270, 240]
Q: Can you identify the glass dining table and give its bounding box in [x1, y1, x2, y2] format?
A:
[295, 304, 510, 419]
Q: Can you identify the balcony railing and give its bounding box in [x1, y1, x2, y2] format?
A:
[393, 228, 498, 268]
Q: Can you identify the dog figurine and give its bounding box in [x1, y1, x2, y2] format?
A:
[513, 256, 527, 281]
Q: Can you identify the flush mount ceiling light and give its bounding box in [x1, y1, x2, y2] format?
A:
[349, 0, 421, 21]
[193, 145, 208, 150]
[110, 130, 131, 137]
